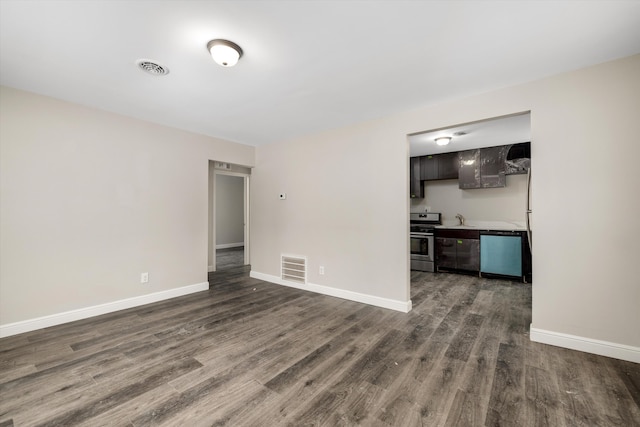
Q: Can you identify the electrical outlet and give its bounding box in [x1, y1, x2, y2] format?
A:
[319, 266, 325, 275]
[141, 272, 149, 283]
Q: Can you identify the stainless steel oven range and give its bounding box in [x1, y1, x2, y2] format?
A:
[410, 212, 441, 272]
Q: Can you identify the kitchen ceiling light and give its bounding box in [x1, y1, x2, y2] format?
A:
[435, 137, 452, 146]
[207, 39, 243, 67]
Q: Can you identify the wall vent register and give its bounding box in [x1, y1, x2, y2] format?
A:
[136, 59, 170, 76]
[281, 255, 307, 284]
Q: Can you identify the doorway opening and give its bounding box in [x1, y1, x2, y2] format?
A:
[208, 161, 251, 272]
[407, 112, 533, 292]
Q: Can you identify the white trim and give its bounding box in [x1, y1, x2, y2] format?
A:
[243, 175, 250, 266]
[250, 270, 412, 313]
[216, 242, 244, 249]
[530, 325, 640, 363]
[208, 265, 215, 273]
[214, 170, 249, 178]
[211, 169, 251, 272]
[0, 282, 209, 338]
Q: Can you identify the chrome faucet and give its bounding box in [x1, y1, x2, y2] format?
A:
[455, 213, 465, 226]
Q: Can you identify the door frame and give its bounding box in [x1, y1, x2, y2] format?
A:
[210, 169, 250, 272]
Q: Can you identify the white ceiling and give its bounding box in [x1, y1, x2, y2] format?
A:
[409, 113, 531, 156]
[1, 1, 639, 147]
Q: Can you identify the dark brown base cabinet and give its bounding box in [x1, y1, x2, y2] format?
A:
[436, 229, 480, 272]
[435, 237, 457, 269]
[437, 228, 533, 282]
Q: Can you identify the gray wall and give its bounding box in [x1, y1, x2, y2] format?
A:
[2, 55, 639, 361]
[0, 86, 254, 325]
[412, 174, 528, 225]
[215, 174, 244, 247]
[251, 55, 640, 359]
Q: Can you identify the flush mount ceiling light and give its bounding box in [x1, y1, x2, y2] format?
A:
[207, 39, 243, 67]
[435, 137, 452, 146]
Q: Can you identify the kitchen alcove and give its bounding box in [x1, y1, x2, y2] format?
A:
[407, 112, 532, 286]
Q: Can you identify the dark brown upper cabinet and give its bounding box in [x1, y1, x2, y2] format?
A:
[420, 152, 459, 181]
[458, 149, 481, 189]
[459, 146, 509, 189]
[437, 152, 459, 180]
[505, 142, 531, 175]
[412, 142, 529, 193]
[410, 156, 424, 198]
[480, 145, 509, 188]
[420, 155, 438, 180]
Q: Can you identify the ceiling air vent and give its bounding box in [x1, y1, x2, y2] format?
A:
[281, 255, 307, 284]
[136, 59, 170, 76]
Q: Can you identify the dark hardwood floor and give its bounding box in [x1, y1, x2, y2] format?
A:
[216, 246, 244, 270]
[1, 267, 638, 426]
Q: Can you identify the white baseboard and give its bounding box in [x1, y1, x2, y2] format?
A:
[0, 282, 209, 338]
[216, 243, 244, 249]
[250, 271, 412, 313]
[530, 325, 640, 363]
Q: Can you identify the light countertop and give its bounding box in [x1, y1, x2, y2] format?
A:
[436, 220, 526, 231]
